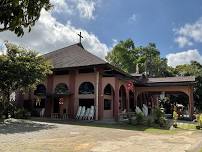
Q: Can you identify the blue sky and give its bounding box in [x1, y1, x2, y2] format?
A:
[0, 0, 202, 67]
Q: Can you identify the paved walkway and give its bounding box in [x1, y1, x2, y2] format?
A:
[0, 119, 202, 152]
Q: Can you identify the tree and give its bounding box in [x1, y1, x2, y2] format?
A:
[106, 39, 172, 77]
[106, 39, 136, 72]
[0, 0, 52, 36]
[0, 43, 52, 117]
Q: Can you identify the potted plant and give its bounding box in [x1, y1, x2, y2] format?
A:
[196, 114, 202, 130]
[173, 109, 178, 128]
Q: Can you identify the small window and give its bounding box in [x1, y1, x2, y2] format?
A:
[55, 83, 69, 95]
[79, 82, 94, 94]
[104, 99, 111, 110]
[34, 84, 46, 96]
[104, 84, 112, 95]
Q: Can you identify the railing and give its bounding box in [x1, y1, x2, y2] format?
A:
[119, 112, 136, 120]
[51, 113, 68, 119]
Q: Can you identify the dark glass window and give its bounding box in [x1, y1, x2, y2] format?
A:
[34, 84, 46, 96]
[79, 68, 94, 73]
[79, 82, 94, 94]
[104, 99, 111, 110]
[55, 83, 69, 95]
[79, 99, 94, 108]
[104, 84, 112, 95]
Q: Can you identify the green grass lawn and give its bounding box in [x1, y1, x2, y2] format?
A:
[66, 121, 179, 135]
[177, 123, 197, 130]
[30, 118, 201, 135]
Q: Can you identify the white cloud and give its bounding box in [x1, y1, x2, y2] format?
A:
[51, 0, 97, 20]
[166, 49, 202, 67]
[174, 36, 193, 48]
[77, 0, 96, 20]
[174, 17, 202, 47]
[0, 9, 109, 59]
[129, 13, 137, 23]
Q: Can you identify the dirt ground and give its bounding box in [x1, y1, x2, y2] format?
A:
[0, 119, 202, 152]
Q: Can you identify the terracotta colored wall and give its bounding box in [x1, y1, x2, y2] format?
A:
[101, 77, 116, 119]
[74, 72, 96, 115]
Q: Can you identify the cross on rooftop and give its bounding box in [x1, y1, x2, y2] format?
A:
[77, 32, 83, 43]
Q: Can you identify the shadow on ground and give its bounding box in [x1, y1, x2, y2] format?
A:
[0, 119, 56, 134]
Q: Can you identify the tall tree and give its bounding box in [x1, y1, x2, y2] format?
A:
[0, 0, 52, 36]
[106, 39, 136, 72]
[106, 39, 172, 77]
[0, 43, 52, 117]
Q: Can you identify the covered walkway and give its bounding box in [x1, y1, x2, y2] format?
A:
[134, 76, 195, 118]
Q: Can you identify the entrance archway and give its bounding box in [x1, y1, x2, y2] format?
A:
[135, 84, 194, 119]
[119, 85, 126, 111]
[129, 90, 135, 111]
[103, 84, 114, 119]
[78, 82, 95, 110]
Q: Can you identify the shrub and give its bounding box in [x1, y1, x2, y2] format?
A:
[152, 108, 168, 128]
[196, 114, 202, 129]
[159, 117, 167, 128]
[153, 108, 164, 124]
[146, 117, 153, 127]
[14, 108, 29, 119]
[136, 112, 144, 125]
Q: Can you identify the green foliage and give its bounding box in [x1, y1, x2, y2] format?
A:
[146, 117, 153, 127]
[153, 108, 164, 123]
[196, 114, 202, 127]
[105, 39, 135, 72]
[0, 0, 52, 36]
[14, 108, 29, 119]
[105, 39, 173, 77]
[159, 117, 167, 128]
[153, 108, 167, 128]
[135, 112, 144, 125]
[0, 43, 52, 117]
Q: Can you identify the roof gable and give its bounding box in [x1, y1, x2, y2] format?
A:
[44, 43, 106, 69]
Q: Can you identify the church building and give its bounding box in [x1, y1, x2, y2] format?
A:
[16, 43, 196, 121]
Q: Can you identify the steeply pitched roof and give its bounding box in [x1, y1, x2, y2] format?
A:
[44, 43, 107, 69]
[147, 76, 195, 83]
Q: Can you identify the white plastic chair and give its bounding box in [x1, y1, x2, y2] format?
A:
[88, 106, 95, 120]
[79, 106, 86, 120]
[83, 108, 90, 120]
[135, 106, 142, 114]
[76, 106, 82, 119]
[142, 104, 148, 116]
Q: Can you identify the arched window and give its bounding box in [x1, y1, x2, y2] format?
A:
[34, 84, 46, 96]
[119, 85, 126, 110]
[104, 84, 113, 95]
[79, 82, 94, 94]
[55, 83, 69, 95]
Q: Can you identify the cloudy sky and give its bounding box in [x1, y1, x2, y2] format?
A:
[0, 0, 202, 67]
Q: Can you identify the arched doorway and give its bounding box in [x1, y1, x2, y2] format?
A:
[103, 84, 114, 119]
[78, 82, 95, 108]
[54, 83, 69, 114]
[129, 90, 135, 111]
[119, 85, 126, 112]
[33, 84, 47, 116]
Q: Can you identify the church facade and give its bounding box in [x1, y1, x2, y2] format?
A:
[17, 43, 135, 120]
[16, 43, 196, 120]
